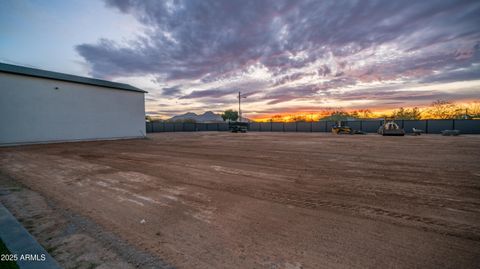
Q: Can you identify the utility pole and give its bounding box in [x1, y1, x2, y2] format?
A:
[238, 91, 241, 122]
[238, 91, 246, 122]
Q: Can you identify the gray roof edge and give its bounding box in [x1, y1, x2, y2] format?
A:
[0, 62, 147, 93]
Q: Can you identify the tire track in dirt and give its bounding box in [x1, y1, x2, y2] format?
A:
[85, 153, 480, 242]
[181, 180, 480, 242]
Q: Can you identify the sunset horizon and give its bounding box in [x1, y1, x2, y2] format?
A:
[147, 99, 480, 122]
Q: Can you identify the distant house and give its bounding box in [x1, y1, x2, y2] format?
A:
[0, 63, 146, 146]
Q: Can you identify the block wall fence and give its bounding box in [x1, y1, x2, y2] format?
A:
[146, 120, 480, 134]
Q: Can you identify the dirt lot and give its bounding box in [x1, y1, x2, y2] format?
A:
[1, 132, 480, 269]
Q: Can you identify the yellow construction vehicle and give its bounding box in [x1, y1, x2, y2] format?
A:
[378, 118, 405, 136]
[331, 121, 354, 134]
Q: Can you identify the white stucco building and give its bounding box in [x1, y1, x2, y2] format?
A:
[0, 63, 146, 146]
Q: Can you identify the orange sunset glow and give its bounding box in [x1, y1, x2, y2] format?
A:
[251, 100, 480, 122]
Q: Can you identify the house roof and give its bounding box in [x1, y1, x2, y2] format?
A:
[0, 62, 146, 93]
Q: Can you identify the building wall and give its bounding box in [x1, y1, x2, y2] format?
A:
[0, 72, 145, 145]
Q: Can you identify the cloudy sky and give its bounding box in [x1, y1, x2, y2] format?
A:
[1, 0, 479, 119]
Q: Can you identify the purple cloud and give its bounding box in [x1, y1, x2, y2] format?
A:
[76, 0, 480, 115]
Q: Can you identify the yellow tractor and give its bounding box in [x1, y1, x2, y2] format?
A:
[331, 121, 354, 134]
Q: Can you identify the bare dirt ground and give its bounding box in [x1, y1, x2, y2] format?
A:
[1, 132, 480, 269]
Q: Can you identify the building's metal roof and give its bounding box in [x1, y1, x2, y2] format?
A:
[0, 62, 146, 93]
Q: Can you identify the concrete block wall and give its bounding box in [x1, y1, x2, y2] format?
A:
[454, 120, 480, 134]
[146, 120, 480, 134]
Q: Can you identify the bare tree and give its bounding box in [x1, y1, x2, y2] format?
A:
[291, 115, 307, 122]
[427, 100, 462, 119]
[320, 111, 351, 121]
[270, 114, 283, 122]
[465, 101, 480, 119]
[391, 107, 422, 120]
[351, 109, 373, 119]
